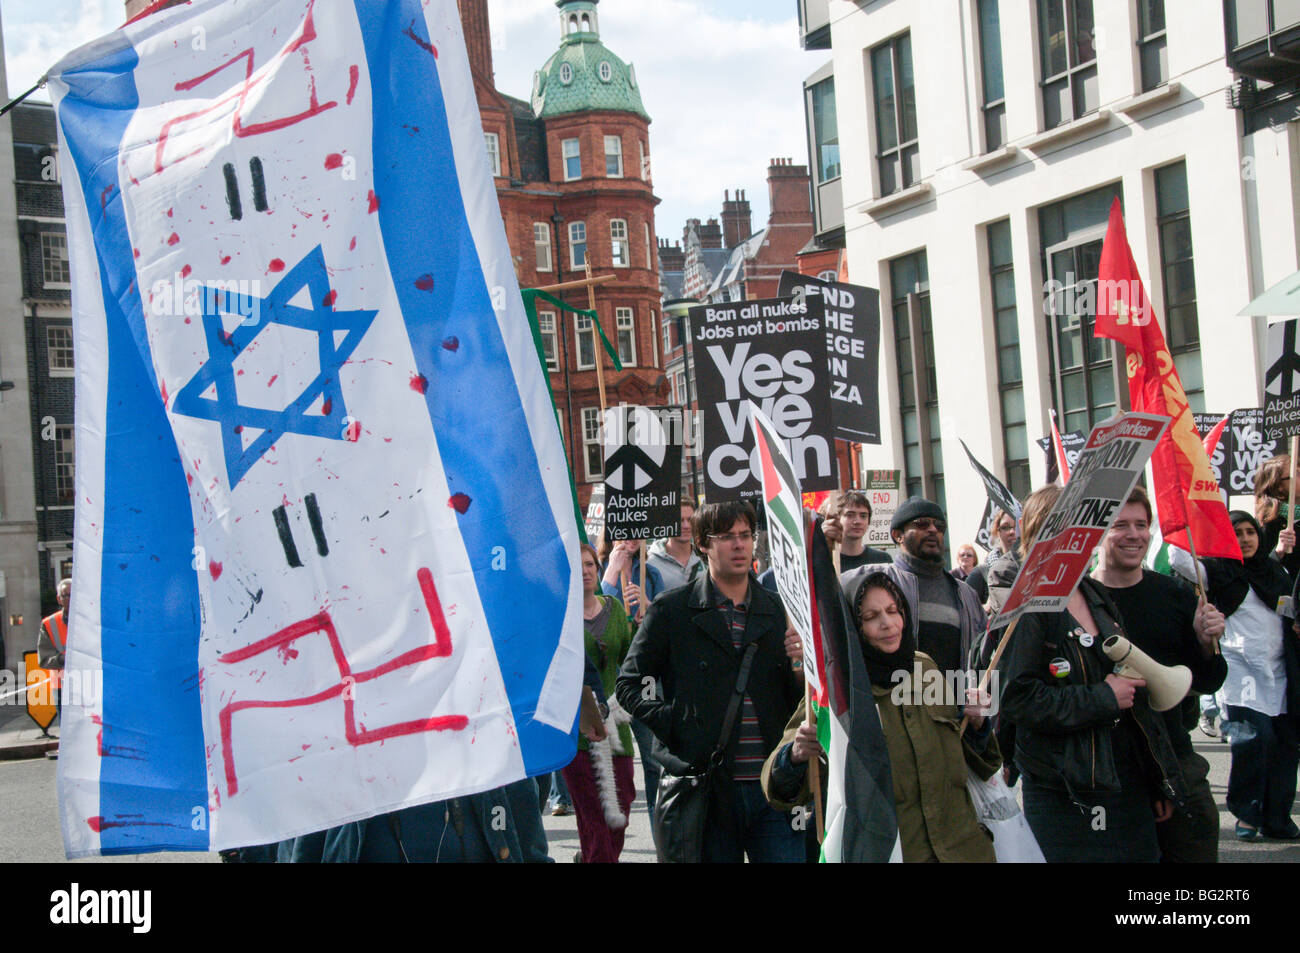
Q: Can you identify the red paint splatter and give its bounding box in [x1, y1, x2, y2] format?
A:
[409, 373, 428, 394]
[345, 420, 362, 442]
[321, 398, 333, 415]
[234, 424, 243, 433]
[99, 184, 116, 209]
[402, 21, 437, 56]
[87, 816, 105, 832]
[325, 153, 344, 170]
[277, 644, 300, 663]
[347, 65, 359, 105]
[209, 561, 223, 581]
[133, 248, 140, 259]
[184, 316, 192, 324]
[442, 336, 460, 352]
[160, 381, 169, 406]
[186, 472, 194, 487]
[220, 330, 233, 345]
[367, 190, 379, 213]
[167, 232, 180, 245]
[220, 254, 232, 265]
[236, 369, 245, 377]
[448, 493, 472, 514]
[180, 264, 192, 278]
[323, 290, 337, 306]
[166, 207, 174, 218]
[269, 258, 285, 272]
[415, 274, 434, 291]
[268, 374, 278, 386]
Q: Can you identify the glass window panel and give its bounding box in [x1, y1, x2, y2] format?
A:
[879, 155, 899, 196]
[902, 412, 920, 443]
[898, 37, 918, 142]
[999, 345, 1022, 383]
[1233, 0, 1269, 43]
[979, 0, 1005, 103]
[810, 78, 841, 182]
[1156, 163, 1189, 215]
[1165, 260, 1196, 307]
[1140, 38, 1168, 91]
[905, 443, 923, 476]
[1056, 320, 1082, 370]
[1006, 422, 1029, 461]
[985, 105, 1007, 151]
[1089, 365, 1116, 408]
[1074, 65, 1099, 116]
[989, 219, 1013, 268]
[1040, 0, 1068, 77]
[872, 46, 897, 152]
[1086, 320, 1109, 363]
[1139, 0, 1166, 35]
[903, 146, 921, 188]
[1065, 409, 1088, 433]
[1160, 219, 1193, 262]
[1072, 0, 1096, 66]
[1167, 304, 1200, 349]
[1063, 371, 1087, 411]
[993, 271, 1017, 308]
[1001, 386, 1026, 425]
[996, 309, 1019, 345]
[1174, 352, 1205, 411]
[1276, 0, 1300, 29]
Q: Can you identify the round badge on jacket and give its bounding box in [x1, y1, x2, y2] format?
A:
[1048, 658, 1071, 678]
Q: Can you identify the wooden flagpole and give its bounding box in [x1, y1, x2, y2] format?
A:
[531, 273, 616, 295]
[638, 540, 647, 623]
[958, 615, 1020, 737]
[802, 509, 825, 843]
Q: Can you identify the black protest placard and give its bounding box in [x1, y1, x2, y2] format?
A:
[777, 270, 882, 444]
[1037, 428, 1087, 481]
[690, 295, 836, 502]
[602, 405, 683, 541]
[1264, 318, 1300, 440]
[1201, 408, 1279, 496]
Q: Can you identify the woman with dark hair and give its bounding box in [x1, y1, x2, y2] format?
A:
[762, 570, 1000, 862]
[562, 542, 637, 862]
[1175, 511, 1300, 840]
[1254, 455, 1299, 579]
[1000, 486, 1189, 863]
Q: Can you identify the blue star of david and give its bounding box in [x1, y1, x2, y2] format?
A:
[171, 245, 378, 488]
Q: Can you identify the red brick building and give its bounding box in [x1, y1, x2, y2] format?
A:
[459, 0, 666, 505]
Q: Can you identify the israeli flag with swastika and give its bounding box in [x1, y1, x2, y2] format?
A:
[49, 0, 582, 856]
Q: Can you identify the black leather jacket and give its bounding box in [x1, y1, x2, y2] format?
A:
[1000, 579, 1187, 809]
[616, 571, 802, 775]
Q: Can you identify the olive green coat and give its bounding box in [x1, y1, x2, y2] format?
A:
[762, 652, 1000, 863]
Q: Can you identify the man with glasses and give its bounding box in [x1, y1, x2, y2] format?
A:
[617, 500, 804, 862]
[843, 498, 987, 688]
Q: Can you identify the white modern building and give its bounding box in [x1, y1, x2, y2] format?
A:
[800, 0, 1297, 544]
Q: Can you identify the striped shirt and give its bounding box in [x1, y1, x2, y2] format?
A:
[717, 590, 765, 782]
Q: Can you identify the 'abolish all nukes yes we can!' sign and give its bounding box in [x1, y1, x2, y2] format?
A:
[689, 296, 836, 502]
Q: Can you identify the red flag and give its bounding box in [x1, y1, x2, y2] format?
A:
[1050, 409, 1071, 485]
[1202, 413, 1230, 459]
[1093, 199, 1240, 560]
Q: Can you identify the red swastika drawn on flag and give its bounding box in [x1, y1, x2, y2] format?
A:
[153, 0, 338, 175]
[216, 567, 467, 795]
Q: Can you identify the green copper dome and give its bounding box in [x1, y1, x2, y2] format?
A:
[531, 1, 649, 120]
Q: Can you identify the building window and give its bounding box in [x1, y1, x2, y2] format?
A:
[663, 313, 674, 354]
[559, 62, 574, 84]
[1137, 0, 1167, 91]
[987, 220, 1030, 499]
[643, 222, 652, 269]
[640, 141, 650, 182]
[575, 313, 596, 370]
[674, 369, 686, 404]
[871, 33, 919, 196]
[651, 309, 660, 368]
[616, 307, 636, 366]
[889, 250, 944, 509]
[562, 137, 581, 181]
[610, 219, 629, 267]
[538, 310, 559, 372]
[484, 132, 501, 176]
[1038, 0, 1098, 129]
[47, 326, 75, 377]
[1155, 161, 1203, 413]
[598, 61, 613, 82]
[569, 221, 587, 270]
[55, 424, 75, 502]
[978, 0, 1007, 151]
[1040, 182, 1124, 434]
[533, 223, 553, 272]
[808, 76, 840, 182]
[604, 135, 623, 177]
[41, 233, 71, 288]
[582, 407, 603, 481]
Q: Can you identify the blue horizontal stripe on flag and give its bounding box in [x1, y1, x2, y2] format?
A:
[355, 1, 573, 777]
[58, 35, 208, 852]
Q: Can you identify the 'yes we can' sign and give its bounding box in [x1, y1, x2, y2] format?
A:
[689, 295, 837, 502]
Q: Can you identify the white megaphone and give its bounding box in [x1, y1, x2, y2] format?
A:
[1101, 635, 1193, 712]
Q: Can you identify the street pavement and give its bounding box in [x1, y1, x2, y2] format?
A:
[1, 700, 1295, 863]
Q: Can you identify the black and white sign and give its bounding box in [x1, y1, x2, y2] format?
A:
[1264, 318, 1300, 440]
[602, 405, 683, 540]
[690, 295, 836, 502]
[777, 270, 881, 444]
[584, 484, 604, 541]
[1201, 408, 1279, 496]
[1037, 428, 1087, 481]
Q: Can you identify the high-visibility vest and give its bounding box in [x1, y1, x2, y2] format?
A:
[41, 611, 67, 654]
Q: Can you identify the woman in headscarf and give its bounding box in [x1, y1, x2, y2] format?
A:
[1177, 511, 1300, 840]
[761, 570, 999, 862]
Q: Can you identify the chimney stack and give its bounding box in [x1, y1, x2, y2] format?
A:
[457, 0, 495, 84]
[699, 217, 723, 250]
[767, 157, 811, 224]
[721, 189, 752, 248]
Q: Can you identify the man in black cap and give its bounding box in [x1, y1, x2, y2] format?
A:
[840, 497, 986, 687]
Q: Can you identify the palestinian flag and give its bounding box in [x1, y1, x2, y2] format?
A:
[808, 520, 899, 862]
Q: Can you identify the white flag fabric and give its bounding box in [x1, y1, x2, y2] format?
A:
[49, 0, 582, 856]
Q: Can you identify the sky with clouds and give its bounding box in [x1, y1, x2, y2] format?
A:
[0, 0, 822, 247]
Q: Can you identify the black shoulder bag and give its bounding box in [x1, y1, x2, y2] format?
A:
[652, 642, 759, 863]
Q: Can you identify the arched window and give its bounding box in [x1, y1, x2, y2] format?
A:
[580, 13, 591, 31]
[567, 14, 578, 34]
